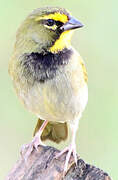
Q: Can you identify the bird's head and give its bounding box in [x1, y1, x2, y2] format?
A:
[15, 7, 83, 55]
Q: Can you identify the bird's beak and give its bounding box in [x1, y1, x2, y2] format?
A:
[61, 16, 84, 31]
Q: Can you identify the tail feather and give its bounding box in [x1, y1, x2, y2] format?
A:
[33, 118, 68, 144]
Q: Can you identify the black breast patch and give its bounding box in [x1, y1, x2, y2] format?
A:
[20, 48, 72, 83]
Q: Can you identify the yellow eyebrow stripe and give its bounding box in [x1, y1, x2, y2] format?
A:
[35, 13, 68, 23]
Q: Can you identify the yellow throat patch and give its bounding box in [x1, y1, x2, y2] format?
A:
[50, 30, 73, 53]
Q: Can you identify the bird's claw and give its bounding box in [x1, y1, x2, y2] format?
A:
[55, 143, 78, 173]
[20, 136, 45, 162]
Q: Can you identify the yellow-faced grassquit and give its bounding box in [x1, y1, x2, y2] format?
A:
[9, 7, 88, 172]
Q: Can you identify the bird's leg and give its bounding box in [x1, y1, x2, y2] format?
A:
[21, 120, 48, 161]
[56, 119, 79, 173]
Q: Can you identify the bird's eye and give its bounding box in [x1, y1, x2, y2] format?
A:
[46, 19, 55, 26]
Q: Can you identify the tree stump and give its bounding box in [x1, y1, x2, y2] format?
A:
[5, 145, 112, 180]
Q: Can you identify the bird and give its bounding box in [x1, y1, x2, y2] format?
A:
[9, 7, 88, 172]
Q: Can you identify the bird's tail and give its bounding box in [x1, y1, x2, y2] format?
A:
[33, 118, 68, 143]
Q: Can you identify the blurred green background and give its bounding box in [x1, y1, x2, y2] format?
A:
[0, 0, 117, 179]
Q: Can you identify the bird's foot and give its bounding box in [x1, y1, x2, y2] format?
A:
[55, 143, 77, 173]
[20, 120, 48, 162]
[20, 135, 45, 162]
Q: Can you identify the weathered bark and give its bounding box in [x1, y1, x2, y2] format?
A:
[5, 145, 112, 180]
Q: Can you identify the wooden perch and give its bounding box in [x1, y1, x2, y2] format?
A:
[6, 145, 112, 180]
